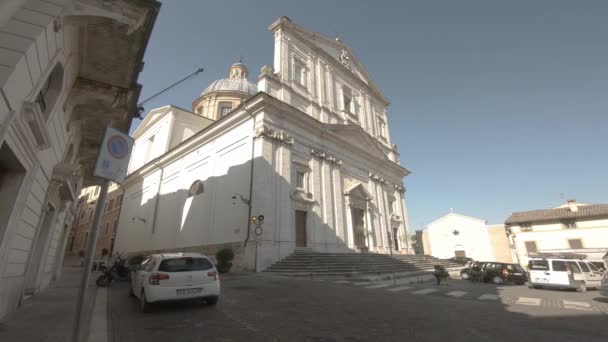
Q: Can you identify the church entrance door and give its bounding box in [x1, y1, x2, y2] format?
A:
[393, 227, 399, 250]
[295, 210, 307, 247]
[455, 250, 467, 257]
[351, 208, 366, 249]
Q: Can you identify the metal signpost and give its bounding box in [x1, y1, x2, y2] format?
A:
[72, 127, 134, 342]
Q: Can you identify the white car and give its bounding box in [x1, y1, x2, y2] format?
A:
[130, 253, 220, 312]
[528, 258, 603, 292]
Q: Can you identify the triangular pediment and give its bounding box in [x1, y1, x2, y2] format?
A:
[132, 105, 173, 138]
[270, 17, 389, 104]
[325, 124, 388, 161]
[345, 183, 373, 200]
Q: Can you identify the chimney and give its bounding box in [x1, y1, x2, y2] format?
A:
[567, 199, 578, 212]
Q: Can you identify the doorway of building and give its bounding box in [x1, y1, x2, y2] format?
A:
[0, 143, 27, 243]
[24, 203, 56, 293]
[455, 250, 467, 258]
[351, 208, 366, 249]
[392, 227, 399, 250]
[295, 210, 307, 247]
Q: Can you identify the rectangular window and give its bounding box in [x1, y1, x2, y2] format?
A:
[296, 171, 305, 190]
[158, 257, 214, 272]
[220, 104, 232, 117]
[145, 135, 155, 163]
[528, 259, 548, 270]
[566, 261, 581, 273]
[578, 261, 590, 272]
[342, 87, 352, 113]
[293, 59, 306, 87]
[568, 239, 583, 249]
[524, 241, 538, 254]
[552, 260, 567, 271]
[378, 118, 387, 139]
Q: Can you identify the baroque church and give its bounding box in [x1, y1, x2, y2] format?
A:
[115, 17, 412, 271]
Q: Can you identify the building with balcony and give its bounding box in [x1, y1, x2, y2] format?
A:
[0, 0, 159, 318]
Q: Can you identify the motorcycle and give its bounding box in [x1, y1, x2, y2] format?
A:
[96, 255, 131, 287]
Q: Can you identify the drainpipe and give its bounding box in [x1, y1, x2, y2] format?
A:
[243, 107, 255, 249]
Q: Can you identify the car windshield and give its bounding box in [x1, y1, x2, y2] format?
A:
[587, 263, 599, 271]
[158, 257, 213, 272]
[506, 264, 524, 272]
[529, 260, 549, 270]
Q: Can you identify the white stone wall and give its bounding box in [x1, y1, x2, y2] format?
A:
[265, 18, 396, 159]
[0, 0, 80, 318]
[424, 213, 494, 261]
[115, 118, 255, 256]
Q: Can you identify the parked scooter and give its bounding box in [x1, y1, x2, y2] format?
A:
[96, 255, 130, 287]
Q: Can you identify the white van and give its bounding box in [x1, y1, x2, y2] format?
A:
[528, 258, 603, 292]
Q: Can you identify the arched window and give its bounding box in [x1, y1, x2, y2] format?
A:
[188, 180, 204, 197]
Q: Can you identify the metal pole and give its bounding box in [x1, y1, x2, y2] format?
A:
[72, 179, 109, 342]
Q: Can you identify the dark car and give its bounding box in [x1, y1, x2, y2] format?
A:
[449, 257, 473, 265]
[461, 261, 527, 285]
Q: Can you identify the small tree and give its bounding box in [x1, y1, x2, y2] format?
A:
[128, 254, 146, 267]
[215, 248, 234, 274]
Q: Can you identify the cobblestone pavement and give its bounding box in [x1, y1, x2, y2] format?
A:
[336, 278, 608, 315]
[108, 274, 608, 342]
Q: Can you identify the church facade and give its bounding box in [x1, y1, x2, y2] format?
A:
[115, 17, 412, 271]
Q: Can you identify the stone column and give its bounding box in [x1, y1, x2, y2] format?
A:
[332, 163, 346, 247]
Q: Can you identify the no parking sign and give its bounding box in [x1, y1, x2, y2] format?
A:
[93, 127, 134, 184]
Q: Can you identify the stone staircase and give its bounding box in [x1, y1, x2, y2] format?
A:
[263, 250, 463, 280]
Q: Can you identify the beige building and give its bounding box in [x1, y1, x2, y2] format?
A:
[506, 200, 608, 267]
[66, 184, 124, 259]
[486, 224, 515, 263]
[0, 0, 159, 319]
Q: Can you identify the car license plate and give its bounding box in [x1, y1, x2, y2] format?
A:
[176, 288, 202, 295]
[513, 273, 522, 275]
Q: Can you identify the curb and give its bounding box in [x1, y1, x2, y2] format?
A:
[87, 287, 108, 342]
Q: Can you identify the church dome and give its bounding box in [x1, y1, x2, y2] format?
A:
[201, 77, 257, 96]
[200, 62, 257, 96]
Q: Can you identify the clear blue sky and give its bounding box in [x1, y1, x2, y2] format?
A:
[133, 0, 608, 229]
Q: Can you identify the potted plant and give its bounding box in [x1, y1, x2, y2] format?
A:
[216, 248, 235, 274]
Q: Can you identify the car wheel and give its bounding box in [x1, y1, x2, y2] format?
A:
[206, 296, 219, 306]
[140, 291, 151, 313]
[576, 282, 587, 293]
[492, 276, 503, 284]
[460, 272, 469, 280]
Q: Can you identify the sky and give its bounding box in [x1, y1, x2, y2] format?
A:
[133, 0, 608, 230]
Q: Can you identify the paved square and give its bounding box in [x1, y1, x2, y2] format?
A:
[516, 297, 541, 306]
[563, 300, 593, 311]
[412, 288, 438, 295]
[478, 294, 501, 301]
[386, 286, 413, 292]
